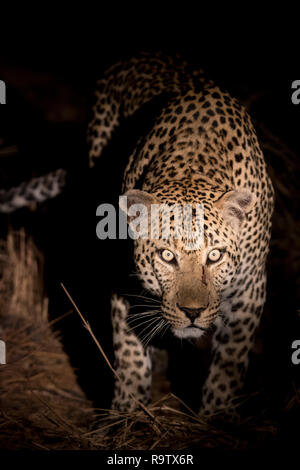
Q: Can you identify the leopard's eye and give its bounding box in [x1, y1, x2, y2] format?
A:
[207, 249, 222, 263]
[160, 249, 175, 263]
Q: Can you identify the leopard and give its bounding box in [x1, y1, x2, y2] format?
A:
[87, 53, 274, 416]
[0, 52, 274, 417]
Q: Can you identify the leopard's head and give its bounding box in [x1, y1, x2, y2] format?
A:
[120, 182, 254, 339]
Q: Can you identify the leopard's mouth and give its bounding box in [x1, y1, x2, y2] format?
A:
[186, 324, 208, 331]
[172, 325, 207, 339]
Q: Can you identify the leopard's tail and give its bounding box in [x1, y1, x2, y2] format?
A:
[87, 52, 208, 168]
[0, 168, 66, 213]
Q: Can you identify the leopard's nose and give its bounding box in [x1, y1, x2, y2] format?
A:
[177, 304, 205, 321]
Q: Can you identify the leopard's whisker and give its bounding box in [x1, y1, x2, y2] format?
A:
[123, 293, 160, 303]
[127, 314, 160, 329]
[127, 309, 161, 318]
[143, 323, 164, 348]
[135, 317, 162, 342]
[127, 308, 161, 318]
[126, 315, 158, 326]
[141, 314, 165, 344]
[142, 319, 166, 347]
[159, 321, 171, 340]
[129, 304, 161, 309]
[141, 321, 162, 347]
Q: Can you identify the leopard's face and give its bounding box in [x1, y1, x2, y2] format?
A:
[133, 205, 241, 339]
[120, 185, 254, 339]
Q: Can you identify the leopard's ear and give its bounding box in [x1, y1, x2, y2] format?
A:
[119, 189, 157, 224]
[215, 188, 255, 231]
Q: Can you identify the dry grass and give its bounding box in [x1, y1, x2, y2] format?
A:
[0, 230, 94, 450]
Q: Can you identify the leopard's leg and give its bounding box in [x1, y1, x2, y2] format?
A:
[0, 169, 66, 213]
[201, 267, 267, 417]
[111, 293, 152, 411]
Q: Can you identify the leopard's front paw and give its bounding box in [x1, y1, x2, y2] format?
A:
[199, 400, 241, 424]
